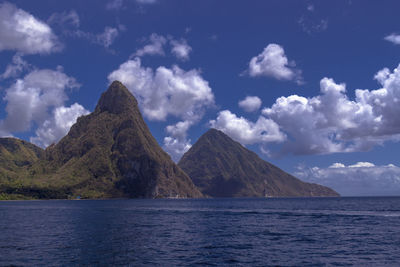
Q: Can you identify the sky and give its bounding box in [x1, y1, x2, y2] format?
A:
[1, 0, 400, 196]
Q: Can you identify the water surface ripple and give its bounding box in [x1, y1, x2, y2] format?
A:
[1, 197, 399, 266]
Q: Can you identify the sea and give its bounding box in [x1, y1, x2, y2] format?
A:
[0, 197, 399, 266]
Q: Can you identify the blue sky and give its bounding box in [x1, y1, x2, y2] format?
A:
[1, 0, 400, 195]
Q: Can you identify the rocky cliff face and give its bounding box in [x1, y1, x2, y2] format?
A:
[1, 81, 202, 199]
[178, 129, 339, 197]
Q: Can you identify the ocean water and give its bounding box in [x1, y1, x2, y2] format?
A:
[0, 197, 399, 266]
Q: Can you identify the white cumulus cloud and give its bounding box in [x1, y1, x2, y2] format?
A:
[329, 163, 346, 168]
[348, 162, 375, 168]
[31, 103, 89, 147]
[0, 67, 88, 147]
[209, 110, 286, 146]
[384, 34, 400, 45]
[0, 2, 61, 54]
[247, 44, 302, 83]
[108, 57, 214, 121]
[163, 120, 192, 161]
[220, 63, 400, 156]
[295, 162, 400, 196]
[238, 96, 262, 112]
[261, 64, 400, 155]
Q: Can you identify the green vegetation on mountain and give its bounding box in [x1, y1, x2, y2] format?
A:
[0, 81, 202, 199]
[178, 129, 339, 197]
[0, 138, 45, 199]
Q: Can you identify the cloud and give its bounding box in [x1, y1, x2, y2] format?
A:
[97, 27, 119, 48]
[106, 0, 124, 10]
[108, 57, 215, 160]
[31, 103, 89, 147]
[133, 34, 192, 60]
[247, 44, 302, 83]
[0, 53, 31, 80]
[262, 78, 355, 155]
[170, 39, 192, 61]
[329, 163, 345, 168]
[48, 9, 119, 49]
[136, 0, 157, 4]
[295, 162, 400, 196]
[0, 2, 61, 54]
[108, 57, 214, 121]
[0, 68, 78, 133]
[163, 120, 192, 161]
[348, 162, 375, 168]
[217, 64, 400, 156]
[260, 64, 400, 155]
[106, 0, 158, 11]
[134, 33, 167, 57]
[0, 67, 88, 147]
[209, 110, 286, 146]
[384, 34, 400, 45]
[73, 26, 119, 49]
[298, 17, 328, 34]
[238, 96, 262, 112]
[48, 10, 80, 28]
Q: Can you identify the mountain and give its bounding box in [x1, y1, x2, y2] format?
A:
[178, 129, 339, 197]
[1, 81, 202, 199]
[0, 138, 44, 199]
[0, 138, 44, 175]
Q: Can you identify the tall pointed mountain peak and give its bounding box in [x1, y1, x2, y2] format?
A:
[19, 81, 203, 199]
[182, 128, 245, 159]
[200, 128, 234, 143]
[95, 80, 139, 114]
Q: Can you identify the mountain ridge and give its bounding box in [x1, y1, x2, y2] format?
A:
[0, 81, 338, 200]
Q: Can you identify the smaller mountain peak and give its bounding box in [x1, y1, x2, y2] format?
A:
[179, 128, 340, 198]
[204, 128, 225, 137]
[181, 128, 242, 160]
[95, 81, 139, 114]
[202, 128, 234, 143]
[205, 128, 220, 134]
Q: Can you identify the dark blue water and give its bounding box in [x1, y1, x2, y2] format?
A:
[0, 197, 399, 266]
